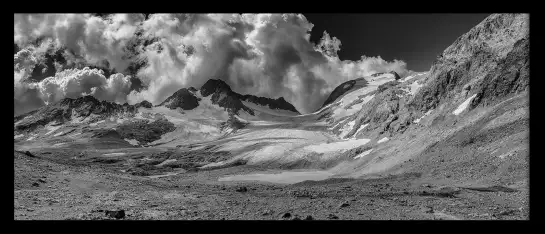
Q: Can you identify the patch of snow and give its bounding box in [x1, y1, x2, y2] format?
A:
[339, 120, 356, 139]
[53, 131, 65, 137]
[14, 134, 24, 139]
[453, 94, 477, 115]
[147, 172, 180, 179]
[409, 80, 424, 95]
[44, 125, 62, 135]
[26, 135, 36, 141]
[354, 149, 373, 159]
[401, 75, 415, 82]
[377, 137, 389, 144]
[333, 94, 375, 119]
[134, 112, 149, 120]
[328, 120, 344, 130]
[366, 73, 396, 86]
[102, 152, 126, 157]
[219, 170, 333, 184]
[414, 110, 433, 123]
[354, 123, 368, 136]
[124, 138, 139, 146]
[304, 138, 371, 153]
[53, 143, 66, 147]
[89, 120, 105, 127]
[155, 159, 177, 167]
[116, 118, 126, 124]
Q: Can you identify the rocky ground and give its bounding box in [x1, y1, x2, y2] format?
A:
[14, 149, 528, 220]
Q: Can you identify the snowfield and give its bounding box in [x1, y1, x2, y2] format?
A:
[354, 149, 373, 159]
[453, 94, 477, 115]
[218, 170, 334, 184]
[124, 138, 139, 146]
[304, 138, 371, 154]
[377, 137, 389, 143]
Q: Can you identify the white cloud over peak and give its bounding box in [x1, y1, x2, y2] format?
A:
[14, 13, 411, 115]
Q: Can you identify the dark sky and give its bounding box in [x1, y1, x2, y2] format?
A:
[305, 14, 490, 72]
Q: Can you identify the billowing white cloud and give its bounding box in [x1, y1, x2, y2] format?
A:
[37, 67, 132, 104]
[14, 66, 131, 116]
[14, 13, 411, 115]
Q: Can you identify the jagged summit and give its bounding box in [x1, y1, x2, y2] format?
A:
[158, 88, 200, 110]
[199, 78, 300, 114]
[200, 79, 233, 97]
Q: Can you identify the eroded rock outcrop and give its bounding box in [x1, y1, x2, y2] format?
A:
[410, 14, 529, 113]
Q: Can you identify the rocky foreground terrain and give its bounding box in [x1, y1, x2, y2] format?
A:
[14, 14, 529, 220]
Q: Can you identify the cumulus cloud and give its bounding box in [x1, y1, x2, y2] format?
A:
[14, 66, 132, 116]
[14, 13, 145, 73]
[14, 13, 411, 115]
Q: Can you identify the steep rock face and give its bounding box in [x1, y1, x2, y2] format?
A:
[410, 14, 529, 113]
[200, 79, 254, 115]
[342, 14, 529, 141]
[344, 82, 414, 138]
[158, 88, 200, 110]
[470, 36, 529, 108]
[236, 94, 300, 114]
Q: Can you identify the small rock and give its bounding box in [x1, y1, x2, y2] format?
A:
[262, 209, 273, 216]
[281, 212, 292, 219]
[25, 151, 35, 158]
[236, 187, 248, 193]
[338, 202, 350, 208]
[498, 210, 517, 216]
[38, 179, 46, 183]
[327, 214, 339, 220]
[32, 182, 40, 187]
[422, 206, 434, 213]
[105, 210, 125, 219]
[304, 215, 314, 220]
[26, 208, 34, 212]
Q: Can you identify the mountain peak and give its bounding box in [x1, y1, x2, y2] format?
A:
[200, 79, 232, 97]
[158, 88, 199, 110]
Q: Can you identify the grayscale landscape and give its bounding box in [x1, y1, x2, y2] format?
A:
[14, 13, 529, 220]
